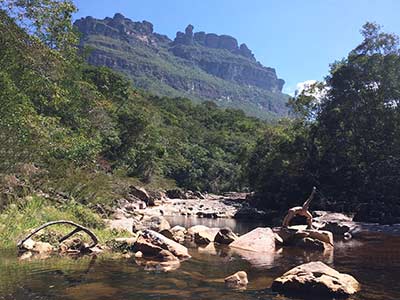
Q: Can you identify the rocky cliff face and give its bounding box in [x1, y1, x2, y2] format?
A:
[173, 24, 255, 60]
[74, 13, 288, 119]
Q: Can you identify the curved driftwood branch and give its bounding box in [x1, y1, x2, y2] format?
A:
[17, 220, 99, 249]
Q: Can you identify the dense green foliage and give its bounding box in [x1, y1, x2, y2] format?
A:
[0, 3, 267, 213]
[249, 23, 400, 223]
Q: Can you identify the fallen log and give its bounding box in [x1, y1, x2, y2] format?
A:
[17, 220, 99, 249]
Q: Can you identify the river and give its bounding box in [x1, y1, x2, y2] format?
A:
[1, 217, 400, 300]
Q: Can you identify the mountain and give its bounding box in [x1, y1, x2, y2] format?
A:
[74, 13, 289, 119]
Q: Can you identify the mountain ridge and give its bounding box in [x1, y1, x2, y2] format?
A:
[74, 13, 289, 119]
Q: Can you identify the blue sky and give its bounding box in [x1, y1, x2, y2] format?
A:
[73, 0, 400, 95]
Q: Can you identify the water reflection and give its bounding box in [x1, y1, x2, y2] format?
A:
[1, 218, 400, 300]
[165, 215, 266, 234]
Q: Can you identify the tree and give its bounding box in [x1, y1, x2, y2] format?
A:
[0, 0, 78, 53]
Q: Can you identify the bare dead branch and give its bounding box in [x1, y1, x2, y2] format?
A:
[17, 220, 99, 249]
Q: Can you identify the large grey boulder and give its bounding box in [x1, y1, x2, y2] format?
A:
[272, 261, 360, 296]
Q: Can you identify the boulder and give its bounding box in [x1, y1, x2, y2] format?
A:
[272, 261, 360, 296]
[306, 230, 333, 246]
[166, 188, 187, 199]
[133, 216, 170, 233]
[274, 226, 334, 249]
[295, 237, 326, 251]
[159, 229, 174, 240]
[129, 186, 151, 204]
[169, 225, 187, 243]
[214, 228, 238, 245]
[156, 249, 179, 262]
[142, 230, 191, 259]
[230, 227, 275, 252]
[135, 249, 181, 272]
[106, 218, 134, 233]
[274, 233, 284, 246]
[198, 243, 217, 255]
[224, 271, 248, 289]
[314, 211, 353, 222]
[314, 212, 356, 237]
[187, 225, 219, 244]
[133, 235, 164, 257]
[319, 222, 355, 236]
[234, 207, 267, 220]
[194, 232, 212, 245]
[21, 239, 53, 254]
[59, 238, 89, 254]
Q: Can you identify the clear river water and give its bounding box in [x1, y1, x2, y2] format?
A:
[1, 216, 400, 300]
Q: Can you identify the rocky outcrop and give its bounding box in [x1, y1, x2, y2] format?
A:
[174, 25, 253, 60]
[74, 13, 160, 43]
[272, 261, 360, 296]
[224, 271, 248, 289]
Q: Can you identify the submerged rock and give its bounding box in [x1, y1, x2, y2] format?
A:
[272, 261, 360, 296]
[295, 237, 326, 251]
[224, 271, 248, 289]
[135, 249, 181, 272]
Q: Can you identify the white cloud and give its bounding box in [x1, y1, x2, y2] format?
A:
[294, 80, 329, 103]
[295, 80, 318, 96]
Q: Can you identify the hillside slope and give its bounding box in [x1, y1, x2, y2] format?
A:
[74, 13, 289, 119]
